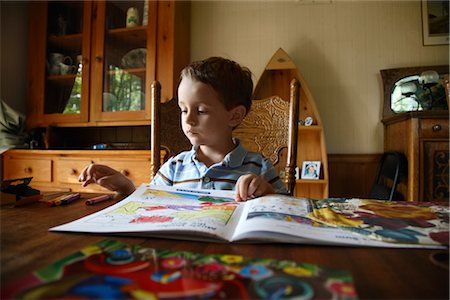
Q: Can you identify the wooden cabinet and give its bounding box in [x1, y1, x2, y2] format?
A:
[383, 115, 449, 202]
[18, 1, 190, 190]
[381, 66, 449, 202]
[422, 140, 449, 201]
[2, 149, 166, 193]
[26, 0, 190, 128]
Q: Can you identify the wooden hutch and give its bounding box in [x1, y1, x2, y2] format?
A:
[381, 65, 449, 202]
[2, 0, 190, 192]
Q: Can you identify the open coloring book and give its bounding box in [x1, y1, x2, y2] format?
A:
[50, 184, 449, 249]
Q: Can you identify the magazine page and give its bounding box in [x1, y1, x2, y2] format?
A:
[307, 198, 450, 248]
[230, 194, 447, 248]
[50, 184, 244, 242]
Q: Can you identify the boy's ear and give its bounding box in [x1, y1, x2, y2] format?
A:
[228, 105, 247, 127]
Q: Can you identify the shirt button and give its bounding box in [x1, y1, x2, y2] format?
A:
[203, 176, 211, 183]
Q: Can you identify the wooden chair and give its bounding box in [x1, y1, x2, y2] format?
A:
[150, 79, 300, 195]
[150, 81, 161, 180]
[150, 81, 190, 180]
[234, 79, 300, 195]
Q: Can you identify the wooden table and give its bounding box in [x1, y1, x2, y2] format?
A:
[1, 193, 448, 299]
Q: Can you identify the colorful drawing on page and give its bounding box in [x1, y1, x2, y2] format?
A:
[79, 187, 240, 232]
[308, 198, 450, 246]
[1, 239, 358, 299]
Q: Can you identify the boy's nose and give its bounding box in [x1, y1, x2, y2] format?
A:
[185, 112, 197, 125]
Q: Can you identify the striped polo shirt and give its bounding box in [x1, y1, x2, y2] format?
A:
[151, 139, 286, 193]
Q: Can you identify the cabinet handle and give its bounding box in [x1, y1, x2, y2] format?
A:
[24, 167, 32, 173]
[120, 169, 130, 176]
[432, 124, 442, 132]
[95, 56, 102, 63]
[71, 169, 78, 175]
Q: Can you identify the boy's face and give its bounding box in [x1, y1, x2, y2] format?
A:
[177, 77, 244, 148]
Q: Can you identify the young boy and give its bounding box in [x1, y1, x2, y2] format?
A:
[78, 57, 286, 201]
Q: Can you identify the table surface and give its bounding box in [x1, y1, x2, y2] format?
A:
[1, 192, 449, 299]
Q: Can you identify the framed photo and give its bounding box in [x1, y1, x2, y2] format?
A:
[421, 0, 449, 45]
[301, 161, 321, 180]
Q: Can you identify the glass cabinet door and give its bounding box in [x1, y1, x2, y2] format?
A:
[90, 0, 156, 123]
[44, 1, 90, 122]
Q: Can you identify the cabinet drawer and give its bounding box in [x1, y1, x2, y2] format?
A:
[56, 158, 93, 184]
[99, 158, 151, 186]
[420, 119, 449, 138]
[3, 157, 52, 182]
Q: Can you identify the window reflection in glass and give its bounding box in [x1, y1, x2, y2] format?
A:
[391, 74, 448, 113]
[103, 66, 145, 112]
[63, 63, 83, 114]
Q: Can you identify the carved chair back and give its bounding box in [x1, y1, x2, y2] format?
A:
[234, 79, 300, 195]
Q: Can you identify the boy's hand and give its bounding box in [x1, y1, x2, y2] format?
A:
[235, 174, 275, 202]
[78, 164, 136, 195]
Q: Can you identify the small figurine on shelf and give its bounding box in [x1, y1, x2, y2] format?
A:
[57, 14, 67, 35]
[126, 7, 139, 28]
[142, 0, 149, 26]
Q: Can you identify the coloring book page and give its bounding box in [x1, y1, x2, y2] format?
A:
[51, 185, 242, 241]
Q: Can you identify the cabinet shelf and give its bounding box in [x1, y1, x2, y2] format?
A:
[107, 26, 147, 47]
[107, 68, 146, 78]
[299, 125, 322, 131]
[47, 74, 77, 86]
[48, 34, 83, 52]
[296, 179, 327, 184]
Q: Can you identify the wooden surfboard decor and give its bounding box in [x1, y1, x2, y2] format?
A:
[253, 48, 329, 199]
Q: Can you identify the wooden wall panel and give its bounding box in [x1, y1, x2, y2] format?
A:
[328, 153, 381, 199]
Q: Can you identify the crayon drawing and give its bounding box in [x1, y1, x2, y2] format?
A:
[76, 187, 239, 233]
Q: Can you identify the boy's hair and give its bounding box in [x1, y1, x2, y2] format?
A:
[180, 57, 253, 114]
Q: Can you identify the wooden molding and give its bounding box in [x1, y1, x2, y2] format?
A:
[328, 153, 382, 198]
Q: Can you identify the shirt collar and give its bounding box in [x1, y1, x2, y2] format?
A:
[188, 138, 248, 168]
[223, 138, 247, 168]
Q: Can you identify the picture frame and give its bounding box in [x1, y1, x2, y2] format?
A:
[301, 161, 321, 180]
[421, 0, 449, 46]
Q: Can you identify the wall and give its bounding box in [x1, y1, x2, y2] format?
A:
[191, 0, 449, 154]
[1, 1, 448, 154]
[0, 1, 28, 115]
